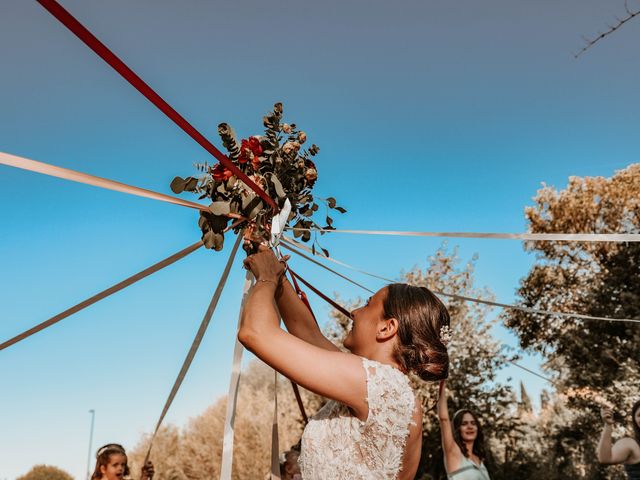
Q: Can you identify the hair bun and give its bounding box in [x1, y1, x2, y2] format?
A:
[414, 344, 449, 382]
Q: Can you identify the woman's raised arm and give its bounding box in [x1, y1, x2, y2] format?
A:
[238, 248, 368, 418]
[438, 380, 462, 472]
[598, 407, 633, 464]
[275, 276, 340, 352]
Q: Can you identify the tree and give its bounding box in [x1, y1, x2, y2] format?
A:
[519, 382, 533, 415]
[505, 164, 640, 479]
[17, 465, 73, 480]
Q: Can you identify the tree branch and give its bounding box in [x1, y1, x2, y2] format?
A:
[575, 0, 640, 58]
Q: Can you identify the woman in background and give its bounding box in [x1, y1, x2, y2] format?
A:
[437, 381, 491, 480]
[598, 400, 640, 479]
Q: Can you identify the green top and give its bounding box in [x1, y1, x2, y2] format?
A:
[447, 456, 491, 480]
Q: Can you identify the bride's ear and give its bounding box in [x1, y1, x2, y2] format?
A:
[377, 317, 398, 340]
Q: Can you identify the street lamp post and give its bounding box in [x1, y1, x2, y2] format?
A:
[86, 409, 96, 480]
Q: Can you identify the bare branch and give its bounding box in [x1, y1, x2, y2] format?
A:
[575, 1, 640, 58]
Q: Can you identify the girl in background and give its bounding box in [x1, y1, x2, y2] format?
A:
[91, 443, 154, 480]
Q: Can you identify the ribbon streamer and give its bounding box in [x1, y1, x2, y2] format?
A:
[280, 243, 373, 294]
[270, 370, 281, 480]
[0, 241, 203, 352]
[287, 268, 352, 319]
[287, 228, 640, 243]
[36, 0, 277, 211]
[220, 271, 254, 480]
[510, 361, 557, 386]
[0, 152, 208, 212]
[144, 234, 242, 464]
[282, 237, 640, 325]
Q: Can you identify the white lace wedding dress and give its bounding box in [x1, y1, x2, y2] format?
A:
[298, 357, 416, 479]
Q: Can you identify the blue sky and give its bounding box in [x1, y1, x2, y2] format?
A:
[1, 0, 639, 478]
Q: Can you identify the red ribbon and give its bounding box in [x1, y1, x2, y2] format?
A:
[287, 268, 352, 319]
[36, 0, 277, 212]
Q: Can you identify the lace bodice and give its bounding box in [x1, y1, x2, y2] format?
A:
[299, 357, 416, 479]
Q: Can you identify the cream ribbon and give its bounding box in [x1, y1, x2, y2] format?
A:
[286, 227, 640, 243]
[0, 241, 203, 351]
[220, 271, 254, 479]
[270, 370, 281, 480]
[281, 237, 640, 325]
[0, 151, 208, 211]
[144, 234, 242, 464]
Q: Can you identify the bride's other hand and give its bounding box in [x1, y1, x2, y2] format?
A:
[243, 245, 287, 283]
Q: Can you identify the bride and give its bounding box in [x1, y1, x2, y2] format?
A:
[239, 247, 450, 479]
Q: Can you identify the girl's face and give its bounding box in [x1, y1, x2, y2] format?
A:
[634, 407, 640, 429]
[343, 288, 387, 355]
[459, 412, 478, 442]
[100, 453, 127, 480]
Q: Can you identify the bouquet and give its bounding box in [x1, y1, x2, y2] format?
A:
[170, 103, 345, 255]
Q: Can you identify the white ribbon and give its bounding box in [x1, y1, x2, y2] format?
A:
[281, 236, 640, 325]
[219, 271, 254, 480]
[0, 151, 208, 211]
[270, 370, 281, 480]
[286, 227, 640, 243]
[270, 199, 292, 247]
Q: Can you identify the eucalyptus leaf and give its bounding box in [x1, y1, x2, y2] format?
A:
[209, 201, 231, 216]
[242, 193, 256, 209]
[244, 196, 263, 219]
[202, 230, 225, 251]
[198, 213, 207, 230]
[270, 175, 286, 199]
[326, 197, 337, 208]
[321, 247, 330, 258]
[170, 176, 188, 194]
[335, 206, 347, 213]
[184, 177, 199, 192]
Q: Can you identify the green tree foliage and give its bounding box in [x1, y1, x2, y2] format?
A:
[17, 465, 73, 480]
[505, 164, 640, 479]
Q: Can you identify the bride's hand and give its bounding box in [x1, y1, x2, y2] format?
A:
[243, 245, 288, 283]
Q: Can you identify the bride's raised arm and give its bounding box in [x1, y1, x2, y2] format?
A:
[275, 274, 341, 352]
[238, 247, 368, 419]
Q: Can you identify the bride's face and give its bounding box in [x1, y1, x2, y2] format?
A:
[343, 287, 387, 354]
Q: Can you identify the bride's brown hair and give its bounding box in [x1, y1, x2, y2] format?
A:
[383, 283, 450, 381]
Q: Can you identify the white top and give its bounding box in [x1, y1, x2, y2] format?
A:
[299, 357, 416, 479]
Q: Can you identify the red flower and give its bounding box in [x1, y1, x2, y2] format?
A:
[212, 162, 233, 181]
[247, 137, 263, 155]
[239, 137, 263, 166]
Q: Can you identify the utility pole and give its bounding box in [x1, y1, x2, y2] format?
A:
[86, 409, 96, 480]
